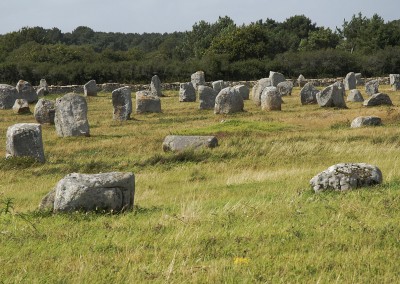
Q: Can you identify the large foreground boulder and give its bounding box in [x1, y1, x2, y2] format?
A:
[54, 93, 90, 137]
[39, 172, 135, 212]
[350, 116, 382, 128]
[363, 93, 392, 107]
[214, 87, 244, 114]
[162, 135, 218, 152]
[310, 163, 382, 192]
[6, 123, 45, 163]
[316, 84, 347, 108]
[179, 82, 196, 102]
[300, 83, 318, 105]
[34, 99, 55, 124]
[136, 91, 161, 113]
[198, 86, 217, 110]
[16, 80, 37, 103]
[112, 87, 132, 120]
[0, 84, 18, 109]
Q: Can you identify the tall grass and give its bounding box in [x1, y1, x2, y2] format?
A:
[0, 87, 400, 283]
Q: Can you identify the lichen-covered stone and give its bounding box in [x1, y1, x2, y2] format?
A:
[198, 86, 217, 110]
[350, 116, 382, 128]
[365, 80, 379, 96]
[251, 78, 271, 106]
[261, 87, 281, 111]
[212, 80, 229, 94]
[6, 123, 45, 163]
[150, 75, 163, 97]
[191, 71, 205, 89]
[16, 80, 37, 103]
[316, 84, 347, 108]
[162, 135, 218, 152]
[363, 93, 392, 107]
[300, 83, 318, 105]
[277, 81, 293, 96]
[310, 163, 382, 192]
[389, 74, 400, 91]
[269, 71, 285, 87]
[179, 82, 196, 102]
[234, 85, 250, 100]
[214, 87, 244, 114]
[34, 99, 55, 124]
[12, 99, 30, 114]
[0, 84, 18, 109]
[112, 87, 132, 120]
[344, 72, 356, 90]
[136, 91, 161, 113]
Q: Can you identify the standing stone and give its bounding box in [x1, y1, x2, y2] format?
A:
[389, 74, 400, 91]
[316, 84, 347, 108]
[300, 83, 318, 105]
[179, 82, 196, 102]
[16, 80, 38, 103]
[234, 84, 250, 100]
[297, 74, 307, 87]
[34, 99, 55, 124]
[54, 93, 90, 137]
[214, 87, 244, 114]
[84, 80, 97, 96]
[162, 135, 218, 152]
[355, 73, 364, 86]
[251, 78, 271, 106]
[277, 81, 293, 96]
[40, 172, 135, 212]
[39, 79, 49, 95]
[12, 99, 30, 114]
[363, 93, 392, 107]
[212, 80, 228, 94]
[261, 87, 281, 111]
[351, 116, 382, 128]
[112, 87, 132, 120]
[310, 163, 382, 192]
[347, 89, 364, 102]
[198, 86, 217, 110]
[344, 72, 356, 90]
[0, 84, 18, 109]
[150, 75, 163, 97]
[191, 71, 205, 89]
[365, 80, 379, 96]
[6, 123, 45, 163]
[136, 91, 161, 114]
[269, 71, 285, 87]
[36, 87, 47, 97]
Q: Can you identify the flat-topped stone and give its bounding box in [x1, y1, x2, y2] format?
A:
[310, 163, 382, 192]
[136, 91, 161, 113]
[351, 116, 382, 128]
[162, 135, 218, 152]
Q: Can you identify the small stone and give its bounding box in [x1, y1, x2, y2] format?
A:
[12, 99, 30, 114]
[297, 74, 307, 87]
[84, 80, 97, 96]
[347, 89, 364, 102]
[351, 116, 382, 128]
[136, 91, 161, 114]
[363, 93, 392, 106]
[150, 75, 163, 97]
[16, 80, 37, 103]
[389, 74, 400, 91]
[162, 135, 218, 152]
[179, 82, 196, 102]
[39, 79, 49, 95]
[34, 99, 55, 124]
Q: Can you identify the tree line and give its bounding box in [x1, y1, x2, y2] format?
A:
[0, 13, 399, 85]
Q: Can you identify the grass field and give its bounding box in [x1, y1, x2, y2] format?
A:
[1, 85, 400, 283]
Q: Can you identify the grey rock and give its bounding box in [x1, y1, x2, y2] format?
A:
[344, 72, 356, 90]
[297, 74, 307, 87]
[300, 83, 318, 105]
[234, 84, 250, 100]
[389, 74, 400, 91]
[112, 87, 132, 120]
[162, 135, 218, 152]
[365, 80, 379, 96]
[269, 71, 285, 87]
[351, 116, 382, 128]
[0, 84, 18, 109]
[277, 81, 293, 96]
[214, 87, 244, 114]
[12, 99, 30, 114]
[136, 90, 161, 114]
[36, 87, 47, 97]
[191, 71, 205, 89]
[16, 80, 37, 103]
[316, 84, 347, 108]
[179, 82, 196, 102]
[333, 81, 346, 98]
[84, 80, 97, 96]
[347, 89, 364, 102]
[212, 80, 229, 94]
[261, 87, 281, 111]
[39, 79, 49, 95]
[355, 73, 364, 86]
[54, 93, 90, 137]
[6, 123, 45, 163]
[310, 163, 382, 192]
[363, 93, 392, 107]
[41, 172, 135, 212]
[150, 75, 163, 97]
[251, 78, 271, 106]
[34, 99, 55, 124]
[198, 85, 217, 110]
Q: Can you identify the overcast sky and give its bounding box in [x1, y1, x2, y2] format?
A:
[0, 0, 398, 34]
